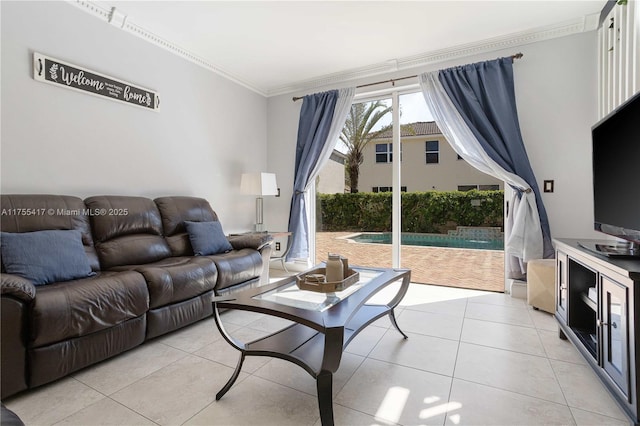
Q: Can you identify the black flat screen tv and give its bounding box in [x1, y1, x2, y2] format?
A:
[589, 90, 640, 257]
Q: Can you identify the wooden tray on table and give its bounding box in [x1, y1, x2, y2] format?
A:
[296, 267, 360, 293]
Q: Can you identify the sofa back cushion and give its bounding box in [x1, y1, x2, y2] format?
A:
[154, 196, 218, 256]
[85, 196, 171, 269]
[0, 194, 100, 271]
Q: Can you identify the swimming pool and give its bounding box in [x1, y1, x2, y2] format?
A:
[348, 232, 504, 250]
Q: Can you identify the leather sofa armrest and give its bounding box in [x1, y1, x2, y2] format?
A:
[228, 234, 274, 252]
[1, 274, 36, 303]
[1, 276, 31, 398]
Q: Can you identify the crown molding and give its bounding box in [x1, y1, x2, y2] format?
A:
[267, 14, 598, 97]
[67, 1, 597, 99]
[67, 0, 268, 97]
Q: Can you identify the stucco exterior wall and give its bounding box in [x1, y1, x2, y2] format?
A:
[317, 156, 346, 194]
[358, 135, 504, 192]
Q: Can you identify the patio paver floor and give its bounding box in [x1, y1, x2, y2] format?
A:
[315, 232, 504, 292]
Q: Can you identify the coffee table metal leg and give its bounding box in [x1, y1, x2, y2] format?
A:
[389, 309, 408, 339]
[213, 299, 252, 401]
[216, 352, 245, 401]
[316, 370, 334, 426]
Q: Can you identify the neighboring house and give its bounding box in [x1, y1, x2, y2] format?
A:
[316, 150, 347, 194]
[359, 121, 504, 192]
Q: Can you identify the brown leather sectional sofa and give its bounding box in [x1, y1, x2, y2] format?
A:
[0, 194, 272, 399]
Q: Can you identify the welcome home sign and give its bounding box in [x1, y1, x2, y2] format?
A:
[33, 52, 160, 111]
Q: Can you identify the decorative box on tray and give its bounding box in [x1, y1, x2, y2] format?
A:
[296, 267, 360, 293]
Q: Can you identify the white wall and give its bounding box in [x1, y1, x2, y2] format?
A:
[267, 31, 602, 245]
[265, 91, 301, 231]
[514, 32, 600, 240]
[1, 1, 268, 232]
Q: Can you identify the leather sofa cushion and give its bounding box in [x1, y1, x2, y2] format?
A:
[153, 197, 264, 289]
[154, 197, 218, 256]
[28, 316, 146, 389]
[155, 196, 218, 236]
[94, 234, 173, 270]
[85, 196, 171, 269]
[30, 271, 148, 348]
[0, 195, 100, 271]
[146, 292, 213, 340]
[114, 257, 217, 309]
[208, 249, 262, 290]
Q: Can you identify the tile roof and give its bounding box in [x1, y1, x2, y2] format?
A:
[372, 121, 441, 139]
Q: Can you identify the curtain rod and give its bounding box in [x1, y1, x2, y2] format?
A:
[292, 52, 523, 101]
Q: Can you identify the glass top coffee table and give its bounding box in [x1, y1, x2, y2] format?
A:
[212, 265, 411, 426]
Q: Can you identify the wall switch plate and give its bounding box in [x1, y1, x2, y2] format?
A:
[544, 180, 554, 193]
[275, 242, 281, 251]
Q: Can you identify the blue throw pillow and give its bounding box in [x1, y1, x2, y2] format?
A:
[0, 230, 95, 285]
[184, 221, 233, 256]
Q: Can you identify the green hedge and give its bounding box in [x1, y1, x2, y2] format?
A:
[317, 190, 504, 233]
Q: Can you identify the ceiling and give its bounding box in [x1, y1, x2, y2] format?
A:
[88, 1, 606, 96]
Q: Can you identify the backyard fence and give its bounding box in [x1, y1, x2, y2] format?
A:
[317, 190, 504, 233]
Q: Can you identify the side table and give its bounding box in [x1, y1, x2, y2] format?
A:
[266, 231, 292, 272]
[230, 231, 292, 272]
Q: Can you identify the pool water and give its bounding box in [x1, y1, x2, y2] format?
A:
[349, 232, 504, 250]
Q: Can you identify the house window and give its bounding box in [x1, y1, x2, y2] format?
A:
[372, 186, 407, 192]
[458, 184, 500, 192]
[458, 185, 478, 192]
[479, 184, 500, 190]
[375, 143, 402, 163]
[376, 143, 392, 163]
[425, 141, 439, 164]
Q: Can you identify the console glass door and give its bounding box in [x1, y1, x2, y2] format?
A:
[556, 252, 568, 321]
[601, 275, 629, 398]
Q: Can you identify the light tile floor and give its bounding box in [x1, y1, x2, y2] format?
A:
[4, 275, 632, 426]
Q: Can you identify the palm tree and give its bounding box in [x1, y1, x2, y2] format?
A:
[339, 101, 392, 193]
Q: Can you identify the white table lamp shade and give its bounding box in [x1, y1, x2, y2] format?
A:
[240, 173, 278, 196]
[241, 172, 278, 231]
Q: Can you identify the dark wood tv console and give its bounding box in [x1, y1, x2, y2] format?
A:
[555, 238, 640, 423]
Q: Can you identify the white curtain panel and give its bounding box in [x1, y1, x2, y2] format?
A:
[419, 72, 542, 275]
[307, 87, 356, 189]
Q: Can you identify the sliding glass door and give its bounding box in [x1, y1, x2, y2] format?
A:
[313, 89, 505, 291]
